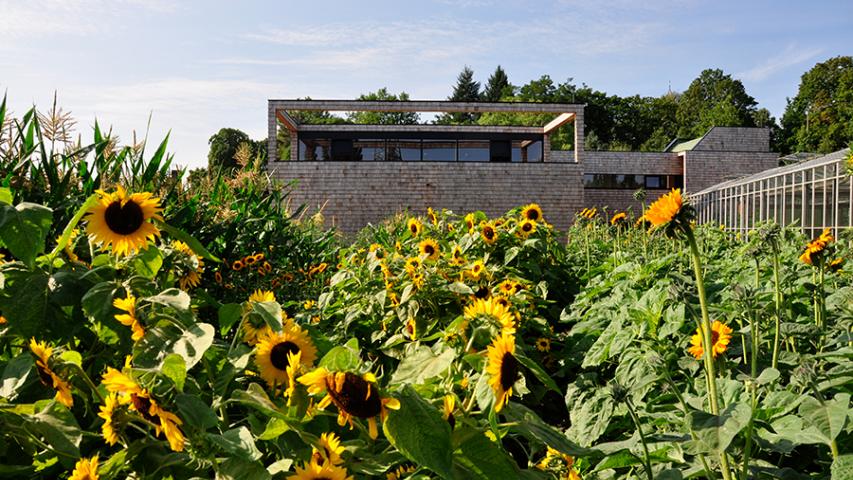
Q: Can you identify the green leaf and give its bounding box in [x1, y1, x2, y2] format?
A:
[258, 418, 290, 440]
[218, 303, 243, 336]
[59, 350, 82, 367]
[755, 367, 780, 385]
[565, 383, 615, 447]
[391, 345, 456, 385]
[515, 353, 560, 393]
[502, 403, 594, 457]
[132, 246, 163, 279]
[27, 400, 82, 458]
[230, 383, 297, 424]
[798, 393, 850, 448]
[452, 427, 520, 479]
[448, 282, 474, 295]
[251, 301, 283, 332]
[215, 458, 271, 480]
[175, 393, 218, 430]
[0, 353, 33, 400]
[319, 345, 360, 371]
[161, 353, 187, 392]
[689, 402, 751, 455]
[156, 220, 221, 262]
[504, 246, 520, 265]
[145, 288, 191, 312]
[0, 202, 53, 267]
[170, 323, 215, 370]
[831, 454, 853, 480]
[383, 385, 454, 479]
[208, 426, 262, 461]
[0, 187, 12, 205]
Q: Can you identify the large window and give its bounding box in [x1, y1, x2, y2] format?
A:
[583, 173, 683, 190]
[353, 139, 385, 161]
[423, 140, 457, 162]
[459, 140, 490, 162]
[298, 139, 330, 161]
[387, 140, 421, 161]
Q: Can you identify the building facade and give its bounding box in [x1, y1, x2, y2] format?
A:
[266, 100, 778, 233]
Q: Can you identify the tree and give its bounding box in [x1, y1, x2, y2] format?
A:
[676, 69, 759, 138]
[780, 56, 853, 154]
[482, 66, 513, 102]
[435, 66, 482, 124]
[346, 88, 420, 124]
[208, 128, 250, 172]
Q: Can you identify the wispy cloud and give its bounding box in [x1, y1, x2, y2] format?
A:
[738, 45, 823, 82]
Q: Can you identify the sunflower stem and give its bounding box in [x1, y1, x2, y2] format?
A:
[771, 242, 783, 370]
[625, 397, 653, 480]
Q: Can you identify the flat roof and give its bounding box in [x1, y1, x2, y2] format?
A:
[269, 99, 585, 114]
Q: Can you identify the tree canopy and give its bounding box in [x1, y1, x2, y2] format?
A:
[436, 66, 482, 124]
[346, 88, 420, 125]
[208, 128, 265, 171]
[482, 65, 513, 102]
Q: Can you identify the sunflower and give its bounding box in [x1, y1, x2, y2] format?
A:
[828, 257, 844, 273]
[114, 294, 144, 342]
[536, 337, 551, 352]
[288, 460, 353, 480]
[405, 317, 417, 340]
[495, 279, 518, 296]
[407, 218, 422, 237]
[644, 188, 684, 227]
[29, 339, 73, 408]
[69, 455, 99, 480]
[443, 394, 456, 430]
[242, 290, 277, 345]
[448, 245, 465, 266]
[98, 393, 121, 445]
[799, 228, 833, 265]
[464, 213, 476, 233]
[387, 465, 417, 480]
[0, 314, 6, 325]
[427, 207, 438, 225]
[520, 203, 543, 222]
[232, 260, 245, 271]
[404, 257, 422, 276]
[486, 333, 520, 412]
[465, 297, 515, 334]
[537, 446, 580, 480]
[465, 260, 486, 281]
[255, 326, 318, 387]
[311, 432, 345, 466]
[610, 212, 627, 226]
[298, 368, 400, 440]
[517, 218, 537, 238]
[688, 320, 733, 360]
[418, 239, 440, 260]
[171, 241, 204, 290]
[85, 186, 162, 256]
[480, 222, 498, 245]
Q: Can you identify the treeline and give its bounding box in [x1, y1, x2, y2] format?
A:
[209, 56, 853, 169]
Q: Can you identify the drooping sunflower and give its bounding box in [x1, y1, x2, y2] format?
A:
[298, 368, 400, 440]
[486, 333, 520, 412]
[520, 203, 543, 222]
[443, 394, 456, 430]
[799, 228, 833, 266]
[255, 326, 318, 387]
[242, 290, 277, 345]
[610, 212, 627, 226]
[418, 239, 440, 261]
[98, 393, 121, 445]
[536, 446, 580, 480]
[688, 320, 733, 360]
[517, 219, 537, 238]
[464, 213, 476, 233]
[288, 460, 353, 480]
[29, 339, 73, 408]
[311, 432, 345, 466]
[69, 455, 99, 480]
[114, 294, 144, 342]
[427, 207, 438, 225]
[449, 245, 465, 266]
[171, 241, 204, 290]
[480, 222, 498, 245]
[407, 218, 422, 237]
[465, 297, 516, 334]
[828, 257, 844, 273]
[85, 186, 162, 256]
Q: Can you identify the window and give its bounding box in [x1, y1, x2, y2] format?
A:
[583, 174, 682, 190]
[387, 140, 421, 161]
[489, 140, 511, 163]
[458, 140, 489, 162]
[644, 175, 664, 189]
[331, 139, 354, 161]
[422, 140, 457, 162]
[298, 139, 330, 161]
[353, 139, 385, 161]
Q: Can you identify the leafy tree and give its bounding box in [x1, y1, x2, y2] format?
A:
[676, 69, 759, 138]
[208, 128, 250, 172]
[482, 65, 513, 102]
[435, 66, 482, 124]
[347, 88, 420, 124]
[780, 56, 853, 154]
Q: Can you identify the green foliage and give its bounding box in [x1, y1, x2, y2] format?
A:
[347, 88, 420, 125]
[436, 66, 482, 124]
[675, 68, 760, 138]
[207, 128, 265, 172]
[482, 65, 514, 102]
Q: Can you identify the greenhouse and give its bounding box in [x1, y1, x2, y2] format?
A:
[692, 148, 853, 237]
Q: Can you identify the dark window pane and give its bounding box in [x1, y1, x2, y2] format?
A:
[331, 139, 354, 161]
[298, 138, 330, 161]
[645, 175, 663, 189]
[423, 140, 456, 161]
[487, 140, 510, 163]
[670, 175, 684, 189]
[387, 140, 420, 161]
[353, 139, 385, 161]
[526, 141, 543, 162]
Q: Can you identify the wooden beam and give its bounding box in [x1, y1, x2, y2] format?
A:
[275, 110, 299, 132]
[542, 112, 575, 135]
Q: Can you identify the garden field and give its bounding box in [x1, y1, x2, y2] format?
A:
[0, 99, 852, 480]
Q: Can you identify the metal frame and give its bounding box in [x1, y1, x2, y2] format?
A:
[692, 149, 852, 237]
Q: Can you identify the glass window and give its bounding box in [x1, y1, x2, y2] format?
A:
[423, 140, 457, 161]
[387, 140, 421, 161]
[525, 141, 543, 162]
[353, 139, 385, 161]
[645, 175, 664, 189]
[487, 140, 510, 163]
[331, 139, 354, 161]
[298, 139, 330, 161]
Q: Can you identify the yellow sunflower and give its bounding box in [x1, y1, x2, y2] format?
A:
[387, 465, 417, 480]
[172, 241, 204, 290]
[517, 219, 537, 238]
[644, 189, 683, 227]
[537, 446, 580, 480]
[688, 320, 733, 360]
[486, 333, 520, 412]
[288, 460, 353, 480]
[255, 326, 318, 386]
[610, 212, 627, 226]
[536, 337, 551, 352]
[298, 368, 401, 440]
[69, 455, 99, 480]
[480, 222, 498, 245]
[495, 279, 518, 297]
[427, 207, 438, 225]
[311, 432, 345, 466]
[29, 338, 73, 408]
[799, 228, 833, 266]
[407, 218, 422, 237]
[464, 297, 516, 334]
[232, 260, 245, 271]
[418, 239, 440, 260]
[98, 393, 121, 445]
[464, 213, 476, 233]
[404, 257, 422, 277]
[828, 257, 844, 273]
[405, 317, 417, 340]
[520, 203, 543, 222]
[242, 290, 277, 345]
[449, 245, 465, 266]
[85, 186, 162, 256]
[465, 260, 486, 281]
[443, 394, 456, 429]
[114, 294, 144, 342]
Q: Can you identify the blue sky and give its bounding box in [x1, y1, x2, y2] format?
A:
[1, 0, 850, 169]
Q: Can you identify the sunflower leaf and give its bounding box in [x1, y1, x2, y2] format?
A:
[156, 220, 221, 263]
[383, 385, 454, 479]
[0, 202, 53, 268]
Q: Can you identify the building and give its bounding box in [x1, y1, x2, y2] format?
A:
[267, 100, 778, 233]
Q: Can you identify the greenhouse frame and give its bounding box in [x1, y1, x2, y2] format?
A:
[692, 148, 852, 237]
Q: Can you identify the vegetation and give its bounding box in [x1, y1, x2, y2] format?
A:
[1, 97, 851, 479]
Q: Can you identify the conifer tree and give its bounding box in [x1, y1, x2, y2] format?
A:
[483, 65, 512, 102]
[436, 66, 482, 124]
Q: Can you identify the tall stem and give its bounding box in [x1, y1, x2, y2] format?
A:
[771, 245, 783, 369]
[685, 228, 732, 480]
[625, 397, 653, 480]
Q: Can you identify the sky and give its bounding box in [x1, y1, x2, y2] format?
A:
[1, 0, 851, 169]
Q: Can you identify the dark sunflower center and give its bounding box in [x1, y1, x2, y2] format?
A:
[475, 286, 490, 299]
[270, 341, 300, 370]
[522, 223, 533, 232]
[484, 228, 495, 239]
[326, 372, 383, 418]
[36, 365, 53, 386]
[710, 331, 719, 346]
[499, 352, 520, 391]
[104, 200, 145, 235]
[527, 210, 540, 221]
[424, 245, 434, 255]
[131, 394, 161, 425]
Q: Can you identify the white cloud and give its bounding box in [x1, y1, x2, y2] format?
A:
[738, 45, 823, 82]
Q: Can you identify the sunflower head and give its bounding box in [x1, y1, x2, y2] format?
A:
[486, 333, 520, 412]
[536, 337, 551, 352]
[610, 212, 628, 227]
[443, 394, 456, 430]
[98, 393, 122, 445]
[800, 228, 834, 266]
[255, 327, 318, 387]
[171, 241, 204, 290]
[449, 245, 465, 266]
[465, 260, 486, 281]
[519, 203, 543, 222]
[464, 213, 476, 233]
[517, 219, 537, 238]
[311, 432, 345, 467]
[69, 455, 100, 480]
[418, 239, 440, 261]
[828, 257, 844, 273]
[288, 460, 353, 480]
[688, 320, 733, 360]
[643, 189, 694, 237]
[427, 207, 438, 225]
[407, 218, 422, 237]
[480, 222, 498, 245]
[85, 186, 162, 256]
[465, 297, 515, 335]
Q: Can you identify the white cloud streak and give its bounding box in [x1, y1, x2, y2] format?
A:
[738, 45, 823, 82]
